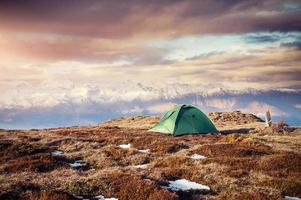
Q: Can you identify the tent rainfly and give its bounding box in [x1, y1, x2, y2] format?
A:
[149, 104, 218, 136]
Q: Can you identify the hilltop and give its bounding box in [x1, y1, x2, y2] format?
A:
[0, 111, 300, 200]
[101, 111, 264, 129]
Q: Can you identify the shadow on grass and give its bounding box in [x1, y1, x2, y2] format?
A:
[220, 128, 255, 134]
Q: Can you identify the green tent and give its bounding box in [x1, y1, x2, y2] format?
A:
[149, 104, 218, 136]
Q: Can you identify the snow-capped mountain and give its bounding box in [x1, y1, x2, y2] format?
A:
[0, 79, 300, 129]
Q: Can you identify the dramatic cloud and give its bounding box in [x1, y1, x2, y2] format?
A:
[1, 90, 300, 129]
[244, 34, 281, 43]
[0, 0, 300, 39]
[147, 102, 177, 113]
[241, 101, 286, 117]
[0, 33, 170, 64]
[0, 0, 300, 128]
[201, 98, 238, 110]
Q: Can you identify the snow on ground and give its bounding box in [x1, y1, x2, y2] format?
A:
[51, 150, 64, 155]
[137, 149, 150, 153]
[133, 164, 148, 169]
[74, 195, 89, 200]
[95, 195, 118, 200]
[285, 196, 301, 200]
[75, 195, 118, 200]
[118, 144, 131, 149]
[163, 179, 210, 191]
[190, 154, 206, 160]
[69, 160, 86, 168]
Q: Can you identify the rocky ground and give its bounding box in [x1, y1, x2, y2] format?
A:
[0, 111, 300, 200]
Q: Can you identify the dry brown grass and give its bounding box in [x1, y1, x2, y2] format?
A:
[63, 169, 178, 200]
[106, 174, 178, 200]
[86, 145, 151, 167]
[0, 185, 77, 200]
[255, 176, 301, 197]
[1, 155, 62, 173]
[213, 189, 282, 200]
[192, 143, 268, 157]
[0, 140, 47, 161]
[219, 134, 273, 153]
[100, 116, 160, 129]
[257, 153, 301, 177]
[0, 113, 300, 200]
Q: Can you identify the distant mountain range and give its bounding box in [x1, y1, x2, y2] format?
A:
[0, 82, 300, 129]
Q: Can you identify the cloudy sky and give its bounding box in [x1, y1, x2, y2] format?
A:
[0, 0, 301, 129]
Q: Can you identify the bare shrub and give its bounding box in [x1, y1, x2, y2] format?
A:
[271, 119, 294, 134]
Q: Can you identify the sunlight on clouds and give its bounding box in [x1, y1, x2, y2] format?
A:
[202, 98, 237, 110]
[121, 106, 143, 114]
[146, 32, 301, 61]
[0, 0, 300, 128]
[147, 102, 177, 114]
[0, 41, 300, 110]
[241, 101, 286, 117]
[0, 27, 300, 119]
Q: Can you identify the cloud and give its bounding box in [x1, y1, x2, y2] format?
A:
[241, 101, 286, 117]
[0, 1, 300, 128]
[121, 106, 144, 114]
[281, 40, 301, 50]
[170, 47, 301, 90]
[1, 40, 300, 107]
[244, 34, 280, 43]
[0, 33, 170, 64]
[295, 104, 301, 109]
[185, 51, 225, 61]
[202, 98, 237, 110]
[0, 0, 300, 39]
[147, 102, 176, 114]
[1, 90, 301, 129]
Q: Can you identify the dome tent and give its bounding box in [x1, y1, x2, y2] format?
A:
[149, 104, 218, 136]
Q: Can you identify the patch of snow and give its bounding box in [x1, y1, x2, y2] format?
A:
[137, 149, 150, 153]
[95, 195, 118, 200]
[51, 150, 64, 155]
[133, 164, 148, 169]
[69, 160, 86, 168]
[285, 196, 301, 200]
[165, 179, 210, 191]
[190, 154, 206, 160]
[118, 144, 131, 149]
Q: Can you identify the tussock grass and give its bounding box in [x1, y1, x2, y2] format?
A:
[0, 115, 300, 200]
[192, 143, 268, 157]
[0, 140, 47, 161]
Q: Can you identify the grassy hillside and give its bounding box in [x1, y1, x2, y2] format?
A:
[0, 112, 300, 200]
